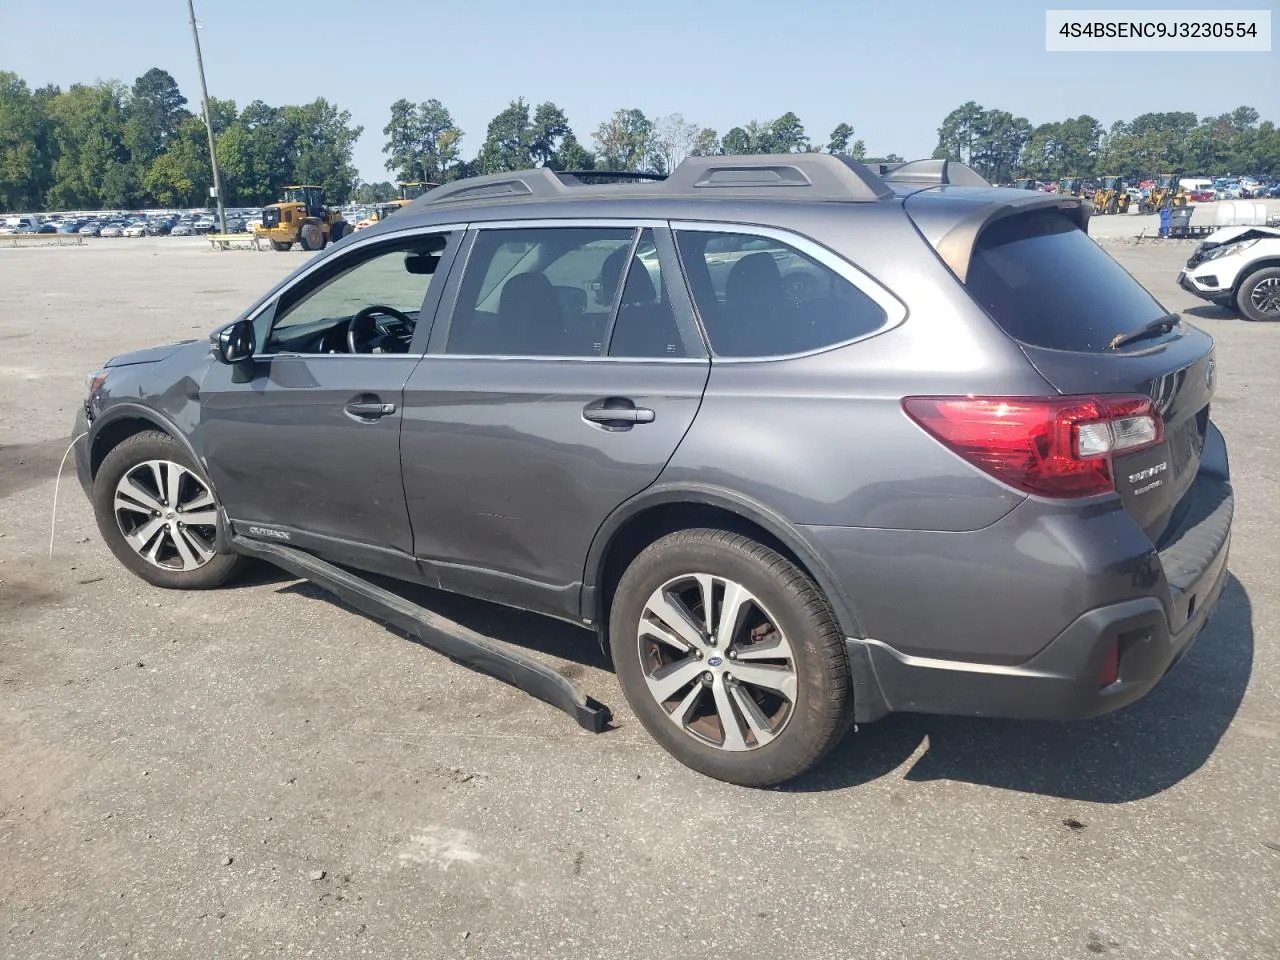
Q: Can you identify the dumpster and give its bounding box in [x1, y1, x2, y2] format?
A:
[1168, 206, 1195, 238]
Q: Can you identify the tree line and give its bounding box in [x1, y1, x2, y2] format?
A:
[0, 68, 360, 211]
[933, 101, 1280, 183]
[365, 99, 890, 202]
[3, 65, 1277, 213]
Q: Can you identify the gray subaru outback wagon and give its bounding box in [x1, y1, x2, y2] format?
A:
[73, 155, 1233, 786]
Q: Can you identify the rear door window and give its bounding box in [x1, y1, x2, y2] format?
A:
[674, 229, 889, 358]
[966, 211, 1173, 352]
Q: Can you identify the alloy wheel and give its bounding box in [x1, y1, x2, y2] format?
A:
[1250, 276, 1280, 317]
[637, 573, 797, 751]
[113, 459, 218, 571]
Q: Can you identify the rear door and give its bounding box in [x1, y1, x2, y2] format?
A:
[401, 221, 709, 619]
[962, 208, 1215, 543]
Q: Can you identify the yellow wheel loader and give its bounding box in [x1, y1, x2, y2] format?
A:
[255, 185, 350, 252]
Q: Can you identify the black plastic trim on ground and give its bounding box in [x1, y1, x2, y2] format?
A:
[230, 535, 612, 733]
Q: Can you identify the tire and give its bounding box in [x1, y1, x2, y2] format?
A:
[270, 240, 292, 252]
[609, 529, 852, 787]
[299, 223, 323, 251]
[1237, 266, 1280, 322]
[330, 221, 347, 243]
[92, 430, 242, 590]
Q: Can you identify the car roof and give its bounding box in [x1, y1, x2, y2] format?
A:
[359, 155, 1089, 271]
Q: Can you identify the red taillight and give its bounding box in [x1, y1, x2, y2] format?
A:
[1098, 640, 1120, 687]
[901, 394, 1164, 498]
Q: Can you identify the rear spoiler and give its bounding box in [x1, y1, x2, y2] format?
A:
[925, 193, 1094, 283]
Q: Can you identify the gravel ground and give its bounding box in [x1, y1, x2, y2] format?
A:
[1, 236, 1278, 960]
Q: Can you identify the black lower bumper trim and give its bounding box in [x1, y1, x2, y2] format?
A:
[230, 535, 612, 732]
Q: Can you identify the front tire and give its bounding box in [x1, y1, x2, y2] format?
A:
[1237, 267, 1280, 322]
[299, 223, 324, 251]
[610, 529, 852, 787]
[92, 430, 242, 589]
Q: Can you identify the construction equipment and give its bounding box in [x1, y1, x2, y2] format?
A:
[1092, 176, 1130, 215]
[395, 180, 439, 206]
[1058, 177, 1086, 199]
[1141, 174, 1188, 214]
[353, 202, 404, 231]
[255, 185, 349, 252]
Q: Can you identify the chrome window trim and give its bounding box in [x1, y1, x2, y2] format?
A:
[249, 222, 468, 360]
[669, 219, 908, 362]
[471, 217, 669, 231]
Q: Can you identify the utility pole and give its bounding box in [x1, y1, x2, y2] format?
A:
[186, 0, 227, 234]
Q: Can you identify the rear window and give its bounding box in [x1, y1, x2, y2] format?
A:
[966, 211, 1171, 352]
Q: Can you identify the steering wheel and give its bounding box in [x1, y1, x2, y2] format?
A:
[347, 304, 414, 354]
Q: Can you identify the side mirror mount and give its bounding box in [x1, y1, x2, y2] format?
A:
[214, 319, 255, 364]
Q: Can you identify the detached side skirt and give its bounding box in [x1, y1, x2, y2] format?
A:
[230, 535, 612, 732]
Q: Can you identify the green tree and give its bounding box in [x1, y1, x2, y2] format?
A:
[546, 133, 595, 171]
[689, 127, 719, 157]
[382, 98, 463, 182]
[593, 108, 655, 170]
[475, 98, 539, 173]
[279, 98, 363, 203]
[123, 68, 188, 170]
[651, 113, 701, 173]
[47, 81, 135, 208]
[769, 112, 808, 152]
[0, 72, 54, 210]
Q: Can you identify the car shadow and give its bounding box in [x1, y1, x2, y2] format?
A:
[253, 555, 1252, 802]
[1185, 304, 1238, 321]
[785, 574, 1253, 802]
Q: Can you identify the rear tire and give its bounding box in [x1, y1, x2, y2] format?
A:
[1237, 266, 1280, 322]
[270, 240, 292, 252]
[92, 430, 242, 590]
[609, 529, 852, 787]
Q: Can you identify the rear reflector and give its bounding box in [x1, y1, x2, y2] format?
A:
[1098, 639, 1120, 688]
[901, 394, 1163, 498]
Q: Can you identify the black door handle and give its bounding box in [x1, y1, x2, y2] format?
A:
[345, 397, 396, 420]
[583, 398, 655, 427]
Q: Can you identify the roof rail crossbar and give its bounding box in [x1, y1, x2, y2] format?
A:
[557, 170, 668, 182]
[882, 159, 991, 187]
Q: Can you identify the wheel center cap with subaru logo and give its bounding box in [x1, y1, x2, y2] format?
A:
[707, 656, 723, 667]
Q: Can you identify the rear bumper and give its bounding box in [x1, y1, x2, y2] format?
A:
[844, 474, 1233, 724]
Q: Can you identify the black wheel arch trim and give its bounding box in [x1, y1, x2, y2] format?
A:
[1233, 257, 1280, 296]
[87, 402, 234, 553]
[580, 482, 865, 641]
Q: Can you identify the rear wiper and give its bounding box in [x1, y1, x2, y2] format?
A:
[1110, 313, 1180, 351]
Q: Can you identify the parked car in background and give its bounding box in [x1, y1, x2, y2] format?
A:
[193, 216, 216, 234]
[146, 217, 175, 236]
[1180, 224, 1280, 321]
[99, 222, 125, 238]
[170, 221, 194, 237]
[123, 222, 147, 238]
[0, 216, 42, 234]
[78, 222, 102, 237]
[58, 220, 84, 234]
[72, 155, 1233, 787]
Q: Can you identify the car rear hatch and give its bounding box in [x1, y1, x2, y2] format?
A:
[916, 198, 1216, 547]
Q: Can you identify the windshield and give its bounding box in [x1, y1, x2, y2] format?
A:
[966, 211, 1173, 353]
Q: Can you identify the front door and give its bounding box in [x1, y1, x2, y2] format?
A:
[401, 223, 710, 618]
[198, 229, 460, 573]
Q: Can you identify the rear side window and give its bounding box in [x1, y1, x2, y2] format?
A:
[966, 212, 1171, 352]
[674, 230, 888, 357]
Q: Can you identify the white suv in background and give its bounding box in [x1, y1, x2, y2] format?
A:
[1179, 225, 1280, 321]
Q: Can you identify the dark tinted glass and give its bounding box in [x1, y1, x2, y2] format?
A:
[446, 227, 635, 356]
[966, 212, 1172, 352]
[674, 230, 887, 357]
[606, 229, 687, 358]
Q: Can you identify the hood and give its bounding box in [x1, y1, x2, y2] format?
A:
[1202, 224, 1280, 246]
[104, 339, 200, 368]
